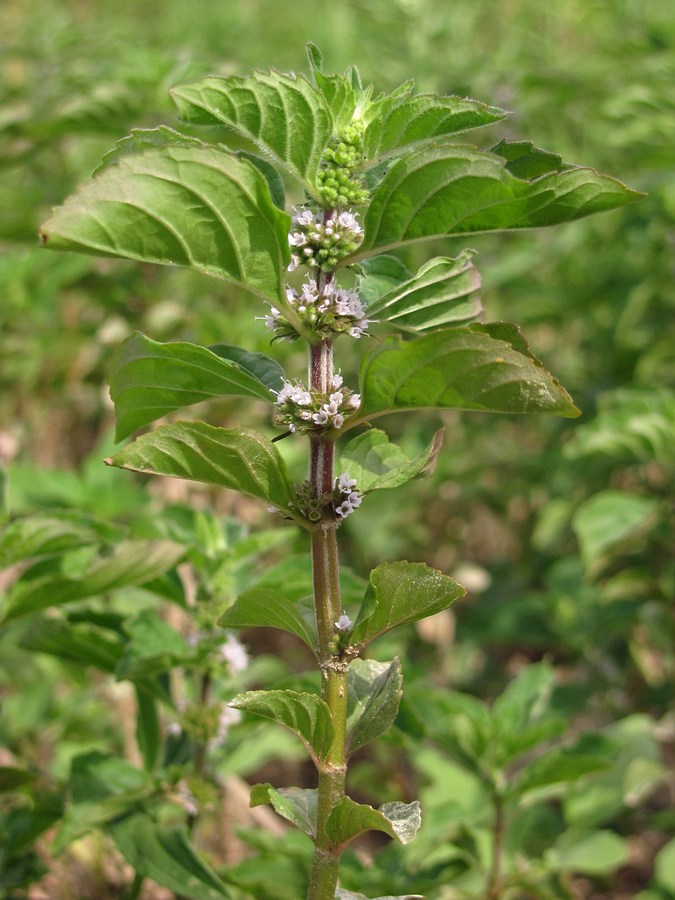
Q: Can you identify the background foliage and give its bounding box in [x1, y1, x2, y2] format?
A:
[1, 1, 673, 898]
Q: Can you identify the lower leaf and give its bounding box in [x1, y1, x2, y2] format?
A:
[250, 783, 317, 838]
[325, 796, 421, 850]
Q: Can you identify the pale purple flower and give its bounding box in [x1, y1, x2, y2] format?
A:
[335, 613, 353, 632]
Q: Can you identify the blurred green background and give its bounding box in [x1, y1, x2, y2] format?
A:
[1, 1, 673, 897]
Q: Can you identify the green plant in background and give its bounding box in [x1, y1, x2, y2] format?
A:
[31, 44, 641, 899]
[2, 42, 642, 899]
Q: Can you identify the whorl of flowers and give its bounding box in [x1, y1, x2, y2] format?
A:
[334, 471, 362, 519]
[288, 207, 364, 273]
[317, 121, 370, 208]
[273, 374, 361, 435]
[266, 278, 374, 341]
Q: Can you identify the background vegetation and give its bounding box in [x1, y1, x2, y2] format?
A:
[1, 1, 673, 897]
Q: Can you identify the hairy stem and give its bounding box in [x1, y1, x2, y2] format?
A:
[306, 338, 348, 900]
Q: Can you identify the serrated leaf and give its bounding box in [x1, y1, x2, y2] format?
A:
[109, 332, 278, 441]
[509, 744, 612, 798]
[40, 145, 290, 303]
[489, 139, 563, 179]
[171, 71, 334, 196]
[1, 539, 184, 622]
[347, 658, 403, 754]
[339, 429, 443, 493]
[356, 255, 412, 307]
[546, 829, 627, 876]
[229, 690, 334, 765]
[105, 422, 296, 514]
[116, 608, 191, 680]
[250, 783, 317, 838]
[354, 324, 579, 424]
[218, 588, 318, 653]
[347, 143, 642, 260]
[236, 150, 286, 210]
[208, 344, 285, 393]
[361, 251, 483, 333]
[364, 94, 508, 161]
[93, 125, 204, 174]
[326, 797, 421, 850]
[350, 561, 465, 650]
[109, 811, 229, 899]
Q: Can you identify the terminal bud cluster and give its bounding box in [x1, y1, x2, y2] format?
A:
[317, 120, 370, 208]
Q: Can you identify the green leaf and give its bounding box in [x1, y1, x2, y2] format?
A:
[354, 324, 579, 424]
[546, 829, 627, 876]
[209, 344, 285, 393]
[2, 539, 184, 622]
[572, 490, 660, 570]
[360, 251, 483, 333]
[105, 422, 296, 514]
[135, 686, 161, 772]
[236, 150, 286, 210]
[348, 144, 642, 260]
[347, 658, 403, 755]
[0, 514, 110, 567]
[350, 561, 465, 650]
[364, 94, 508, 161]
[109, 811, 229, 899]
[0, 767, 36, 793]
[218, 588, 318, 653]
[654, 838, 675, 892]
[325, 797, 421, 850]
[109, 332, 278, 441]
[564, 388, 675, 465]
[489, 139, 563, 179]
[171, 71, 334, 196]
[250, 783, 317, 838]
[116, 608, 191, 680]
[510, 743, 612, 798]
[93, 125, 204, 174]
[339, 428, 443, 493]
[229, 690, 334, 765]
[356, 255, 412, 307]
[336, 893, 423, 900]
[40, 144, 290, 304]
[53, 751, 154, 853]
[19, 617, 124, 672]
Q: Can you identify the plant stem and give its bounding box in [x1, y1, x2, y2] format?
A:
[487, 792, 504, 900]
[306, 338, 348, 900]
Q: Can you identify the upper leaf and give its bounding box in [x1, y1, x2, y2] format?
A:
[353, 323, 580, 424]
[339, 428, 443, 493]
[218, 587, 318, 654]
[105, 422, 296, 516]
[363, 94, 508, 161]
[170, 71, 334, 198]
[229, 690, 334, 765]
[250, 783, 317, 838]
[359, 251, 483, 333]
[350, 561, 465, 651]
[347, 143, 642, 260]
[109, 332, 281, 442]
[40, 144, 291, 303]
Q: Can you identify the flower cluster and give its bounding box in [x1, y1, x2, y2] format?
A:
[288, 208, 364, 273]
[335, 472, 362, 518]
[266, 278, 374, 341]
[273, 375, 361, 435]
[317, 121, 370, 208]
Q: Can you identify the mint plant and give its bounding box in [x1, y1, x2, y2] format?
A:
[39, 45, 640, 900]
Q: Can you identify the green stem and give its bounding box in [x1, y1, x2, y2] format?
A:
[306, 338, 348, 900]
[487, 791, 504, 900]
